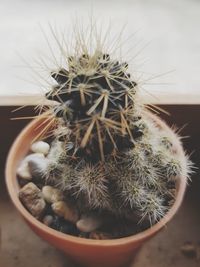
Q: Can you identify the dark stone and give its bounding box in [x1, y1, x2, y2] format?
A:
[18, 177, 29, 188]
[79, 232, 90, 238]
[59, 221, 79, 236]
[50, 216, 79, 236]
[50, 215, 62, 231]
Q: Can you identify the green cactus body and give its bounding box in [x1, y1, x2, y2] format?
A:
[39, 34, 192, 227]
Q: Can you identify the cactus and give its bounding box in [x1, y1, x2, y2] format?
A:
[36, 27, 192, 227]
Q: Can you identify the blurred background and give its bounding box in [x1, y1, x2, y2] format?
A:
[0, 0, 200, 104]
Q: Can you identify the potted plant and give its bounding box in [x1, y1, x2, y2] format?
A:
[6, 26, 192, 267]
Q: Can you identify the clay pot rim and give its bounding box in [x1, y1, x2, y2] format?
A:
[5, 112, 187, 247]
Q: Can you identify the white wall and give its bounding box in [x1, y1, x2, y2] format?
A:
[0, 0, 200, 104]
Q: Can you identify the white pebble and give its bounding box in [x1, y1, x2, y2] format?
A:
[52, 201, 79, 223]
[76, 215, 102, 233]
[28, 157, 49, 178]
[42, 186, 63, 204]
[17, 153, 44, 180]
[43, 215, 54, 226]
[26, 153, 45, 161]
[31, 141, 50, 156]
[17, 161, 32, 180]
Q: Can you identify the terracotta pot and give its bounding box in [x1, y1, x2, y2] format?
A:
[5, 113, 187, 267]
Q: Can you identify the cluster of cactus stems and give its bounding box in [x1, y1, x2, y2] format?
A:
[37, 33, 192, 226]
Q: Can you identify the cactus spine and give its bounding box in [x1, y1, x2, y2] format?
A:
[37, 26, 192, 226]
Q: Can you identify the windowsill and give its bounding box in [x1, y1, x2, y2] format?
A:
[1, 92, 200, 106]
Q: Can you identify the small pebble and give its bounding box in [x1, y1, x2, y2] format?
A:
[89, 231, 112, 240]
[19, 182, 46, 219]
[59, 221, 79, 236]
[50, 215, 61, 231]
[42, 186, 63, 204]
[31, 141, 50, 156]
[17, 153, 45, 180]
[18, 178, 29, 187]
[181, 242, 197, 258]
[50, 216, 79, 236]
[43, 215, 54, 226]
[17, 161, 32, 180]
[25, 153, 45, 161]
[28, 157, 49, 179]
[76, 215, 103, 233]
[79, 232, 90, 238]
[52, 201, 79, 224]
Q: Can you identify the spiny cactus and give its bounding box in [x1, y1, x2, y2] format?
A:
[37, 28, 192, 227]
[45, 49, 142, 162]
